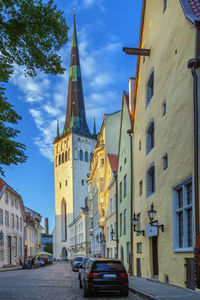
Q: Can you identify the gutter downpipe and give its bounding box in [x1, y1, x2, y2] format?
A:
[127, 129, 133, 276]
[188, 20, 200, 288]
[114, 173, 119, 258]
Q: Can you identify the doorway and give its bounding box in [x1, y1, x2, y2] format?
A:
[152, 236, 158, 276]
[136, 258, 141, 277]
[7, 236, 11, 264]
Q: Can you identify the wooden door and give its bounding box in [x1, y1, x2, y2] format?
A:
[7, 236, 11, 264]
[136, 258, 141, 277]
[152, 236, 158, 276]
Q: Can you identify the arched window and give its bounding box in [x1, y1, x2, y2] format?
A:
[74, 148, 78, 160]
[146, 119, 155, 155]
[62, 153, 64, 163]
[90, 152, 93, 162]
[146, 68, 154, 107]
[61, 199, 67, 241]
[85, 151, 88, 162]
[146, 163, 155, 197]
[79, 149, 83, 161]
[59, 154, 61, 165]
[55, 156, 57, 167]
[65, 151, 67, 162]
[68, 148, 70, 160]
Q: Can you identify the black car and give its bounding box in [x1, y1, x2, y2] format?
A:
[80, 258, 129, 297]
[78, 257, 89, 286]
[72, 256, 83, 272]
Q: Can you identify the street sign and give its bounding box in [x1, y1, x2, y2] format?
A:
[146, 222, 158, 237]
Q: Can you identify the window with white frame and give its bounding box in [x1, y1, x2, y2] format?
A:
[146, 164, 155, 197]
[173, 178, 193, 251]
[124, 174, 127, 198]
[11, 214, 14, 228]
[120, 213, 122, 236]
[5, 211, 9, 226]
[146, 119, 155, 155]
[11, 195, 14, 206]
[16, 216, 19, 230]
[106, 226, 109, 242]
[109, 198, 112, 215]
[13, 236, 17, 257]
[0, 209, 3, 224]
[110, 224, 113, 240]
[146, 69, 154, 107]
[5, 192, 8, 204]
[119, 182, 122, 202]
[124, 209, 127, 235]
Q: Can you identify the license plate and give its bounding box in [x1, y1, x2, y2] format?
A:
[103, 274, 117, 278]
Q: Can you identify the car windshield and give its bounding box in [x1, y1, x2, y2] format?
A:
[74, 257, 82, 261]
[92, 261, 126, 272]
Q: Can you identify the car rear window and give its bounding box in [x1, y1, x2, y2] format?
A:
[92, 261, 126, 272]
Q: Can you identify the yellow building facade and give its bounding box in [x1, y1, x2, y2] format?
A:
[132, 0, 196, 289]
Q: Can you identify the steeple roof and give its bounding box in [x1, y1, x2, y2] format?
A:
[63, 14, 91, 137]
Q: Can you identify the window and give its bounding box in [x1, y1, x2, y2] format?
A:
[19, 238, 22, 256]
[5, 211, 9, 226]
[13, 236, 17, 257]
[173, 178, 193, 251]
[163, 154, 168, 170]
[163, 100, 166, 116]
[124, 175, 127, 198]
[65, 180, 68, 186]
[110, 224, 113, 240]
[137, 214, 141, 234]
[0, 209, 3, 224]
[146, 164, 155, 197]
[110, 248, 113, 258]
[15, 198, 19, 209]
[90, 152, 93, 162]
[163, 0, 167, 13]
[139, 140, 141, 151]
[146, 69, 154, 107]
[127, 242, 130, 264]
[25, 229, 27, 241]
[119, 182, 122, 202]
[110, 198, 112, 215]
[65, 151, 68, 161]
[20, 217, 22, 231]
[124, 209, 127, 235]
[59, 154, 61, 165]
[11, 214, 14, 228]
[61, 152, 64, 163]
[107, 226, 109, 242]
[68, 148, 70, 160]
[82, 179, 84, 186]
[139, 180, 143, 196]
[16, 216, 19, 229]
[55, 156, 57, 166]
[90, 217, 93, 229]
[146, 119, 155, 155]
[85, 151, 88, 162]
[5, 192, 8, 204]
[137, 242, 142, 253]
[124, 158, 127, 164]
[79, 149, 83, 161]
[120, 213, 122, 236]
[11, 196, 14, 206]
[59, 182, 61, 188]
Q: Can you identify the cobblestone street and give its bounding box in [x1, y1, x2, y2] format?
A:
[0, 262, 144, 300]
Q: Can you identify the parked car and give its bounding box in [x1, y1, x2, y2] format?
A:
[37, 259, 45, 267]
[78, 257, 89, 285]
[80, 258, 129, 297]
[72, 256, 83, 272]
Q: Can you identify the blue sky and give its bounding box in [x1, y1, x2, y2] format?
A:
[3, 0, 143, 233]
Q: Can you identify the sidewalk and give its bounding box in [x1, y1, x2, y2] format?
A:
[129, 276, 200, 300]
[0, 266, 22, 272]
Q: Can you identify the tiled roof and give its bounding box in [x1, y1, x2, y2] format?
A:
[107, 154, 118, 173]
[180, 0, 200, 24]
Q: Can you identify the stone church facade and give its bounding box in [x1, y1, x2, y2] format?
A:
[53, 15, 96, 259]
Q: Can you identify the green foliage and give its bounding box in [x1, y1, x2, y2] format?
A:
[42, 233, 52, 238]
[0, 0, 68, 175]
[44, 242, 53, 254]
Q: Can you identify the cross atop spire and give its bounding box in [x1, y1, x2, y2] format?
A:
[63, 14, 91, 137]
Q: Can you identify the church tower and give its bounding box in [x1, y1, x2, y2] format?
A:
[53, 14, 97, 259]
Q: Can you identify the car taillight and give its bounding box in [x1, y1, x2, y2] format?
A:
[120, 273, 128, 278]
[88, 272, 99, 279]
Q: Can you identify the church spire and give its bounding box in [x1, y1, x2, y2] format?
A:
[93, 117, 97, 137]
[63, 14, 91, 137]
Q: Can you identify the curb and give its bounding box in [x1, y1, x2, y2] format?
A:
[129, 286, 156, 300]
[0, 267, 23, 273]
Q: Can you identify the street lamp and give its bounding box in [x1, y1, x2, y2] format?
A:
[131, 213, 145, 236]
[147, 202, 164, 232]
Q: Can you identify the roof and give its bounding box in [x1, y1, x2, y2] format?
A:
[0, 178, 6, 192]
[0, 177, 21, 199]
[107, 154, 118, 173]
[180, 0, 200, 24]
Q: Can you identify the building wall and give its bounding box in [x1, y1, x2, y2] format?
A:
[117, 99, 132, 272]
[54, 132, 96, 259]
[0, 189, 24, 267]
[24, 226, 36, 258]
[132, 0, 195, 287]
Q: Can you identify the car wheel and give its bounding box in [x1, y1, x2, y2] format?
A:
[83, 282, 90, 298]
[79, 280, 83, 289]
[120, 289, 129, 297]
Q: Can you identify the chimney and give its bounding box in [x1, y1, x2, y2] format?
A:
[45, 218, 49, 235]
[129, 77, 135, 114]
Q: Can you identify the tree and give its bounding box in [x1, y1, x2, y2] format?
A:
[44, 242, 53, 254]
[0, 0, 68, 175]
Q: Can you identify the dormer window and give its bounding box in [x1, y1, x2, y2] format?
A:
[146, 69, 154, 107]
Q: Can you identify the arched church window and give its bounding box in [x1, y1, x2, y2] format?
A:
[65, 151, 68, 162]
[68, 149, 70, 160]
[62, 153, 64, 163]
[61, 199, 67, 241]
[79, 149, 83, 161]
[90, 152, 93, 162]
[85, 151, 88, 162]
[74, 148, 78, 160]
[59, 154, 61, 165]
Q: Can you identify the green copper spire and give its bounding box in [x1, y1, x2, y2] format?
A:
[56, 120, 60, 138]
[93, 117, 97, 136]
[63, 13, 91, 137]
